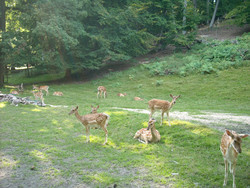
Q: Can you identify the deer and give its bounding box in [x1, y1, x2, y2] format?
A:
[53, 91, 63, 96]
[148, 94, 180, 126]
[220, 129, 248, 188]
[117, 93, 127, 97]
[97, 86, 107, 98]
[68, 106, 110, 145]
[91, 105, 99, 114]
[134, 118, 160, 144]
[11, 90, 19, 95]
[33, 84, 49, 96]
[32, 90, 44, 104]
[134, 97, 144, 101]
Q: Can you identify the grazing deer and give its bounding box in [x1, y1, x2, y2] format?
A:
[32, 90, 44, 104]
[97, 86, 107, 98]
[68, 106, 110, 145]
[134, 97, 144, 101]
[53, 91, 63, 96]
[134, 118, 160, 144]
[220, 129, 248, 188]
[148, 94, 180, 126]
[91, 105, 99, 114]
[117, 93, 127, 97]
[33, 84, 49, 96]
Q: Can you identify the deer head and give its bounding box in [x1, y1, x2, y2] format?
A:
[225, 129, 248, 153]
[170, 94, 180, 104]
[69, 106, 78, 115]
[147, 118, 157, 130]
[91, 105, 99, 114]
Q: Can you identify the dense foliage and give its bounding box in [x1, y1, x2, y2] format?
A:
[0, 0, 249, 87]
[144, 33, 250, 76]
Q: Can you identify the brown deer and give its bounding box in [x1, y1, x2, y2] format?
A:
[53, 91, 63, 96]
[117, 93, 127, 97]
[220, 129, 248, 188]
[134, 97, 144, 101]
[11, 90, 19, 95]
[32, 90, 44, 104]
[68, 106, 110, 145]
[91, 105, 99, 114]
[148, 94, 180, 126]
[33, 84, 49, 96]
[97, 86, 107, 98]
[134, 118, 160, 144]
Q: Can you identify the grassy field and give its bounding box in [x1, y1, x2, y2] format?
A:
[1, 64, 250, 187]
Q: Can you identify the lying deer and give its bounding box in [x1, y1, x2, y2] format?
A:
[33, 84, 49, 96]
[134, 97, 144, 101]
[32, 90, 44, 104]
[134, 118, 160, 144]
[220, 129, 248, 188]
[148, 94, 180, 126]
[53, 91, 63, 96]
[91, 105, 99, 114]
[68, 106, 110, 145]
[97, 86, 107, 98]
[117, 93, 127, 97]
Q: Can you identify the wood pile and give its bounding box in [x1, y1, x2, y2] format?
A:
[0, 94, 45, 106]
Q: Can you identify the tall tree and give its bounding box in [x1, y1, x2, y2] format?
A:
[209, 0, 220, 28]
[0, 0, 6, 88]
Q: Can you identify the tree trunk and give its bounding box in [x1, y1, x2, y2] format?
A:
[207, 0, 210, 25]
[0, 0, 6, 88]
[209, 0, 220, 28]
[182, 0, 187, 35]
[64, 68, 72, 80]
[193, 0, 197, 9]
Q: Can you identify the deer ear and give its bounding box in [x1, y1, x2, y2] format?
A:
[226, 129, 233, 137]
[178, 95, 181, 98]
[97, 105, 99, 109]
[239, 134, 248, 139]
[170, 94, 173, 98]
[91, 105, 93, 108]
[76, 106, 78, 110]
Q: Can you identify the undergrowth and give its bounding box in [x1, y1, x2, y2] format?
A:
[144, 33, 250, 76]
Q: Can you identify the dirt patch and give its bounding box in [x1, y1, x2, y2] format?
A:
[112, 107, 250, 134]
[198, 24, 250, 41]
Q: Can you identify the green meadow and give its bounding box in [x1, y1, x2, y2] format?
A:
[1, 63, 250, 187]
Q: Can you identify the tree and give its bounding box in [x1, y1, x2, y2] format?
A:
[0, 0, 6, 88]
[209, 0, 220, 28]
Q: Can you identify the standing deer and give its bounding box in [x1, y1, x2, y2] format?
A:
[220, 129, 248, 188]
[148, 94, 180, 126]
[68, 106, 110, 145]
[33, 84, 49, 96]
[91, 105, 99, 114]
[32, 90, 44, 104]
[97, 86, 107, 98]
[134, 118, 160, 144]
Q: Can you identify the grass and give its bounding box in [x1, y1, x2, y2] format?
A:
[1, 63, 250, 187]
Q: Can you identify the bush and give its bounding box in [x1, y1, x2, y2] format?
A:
[144, 33, 250, 76]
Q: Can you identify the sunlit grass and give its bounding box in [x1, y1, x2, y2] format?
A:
[0, 64, 249, 187]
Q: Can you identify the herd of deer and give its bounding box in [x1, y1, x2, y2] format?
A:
[10, 84, 248, 187]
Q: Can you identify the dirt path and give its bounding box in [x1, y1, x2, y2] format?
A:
[112, 107, 250, 134]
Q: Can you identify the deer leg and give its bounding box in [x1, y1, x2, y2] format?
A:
[161, 111, 164, 126]
[232, 162, 236, 188]
[149, 109, 155, 119]
[167, 112, 171, 126]
[85, 126, 90, 143]
[223, 159, 228, 186]
[101, 126, 108, 145]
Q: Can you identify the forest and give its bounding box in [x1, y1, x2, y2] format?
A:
[1, 0, 249, 87]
